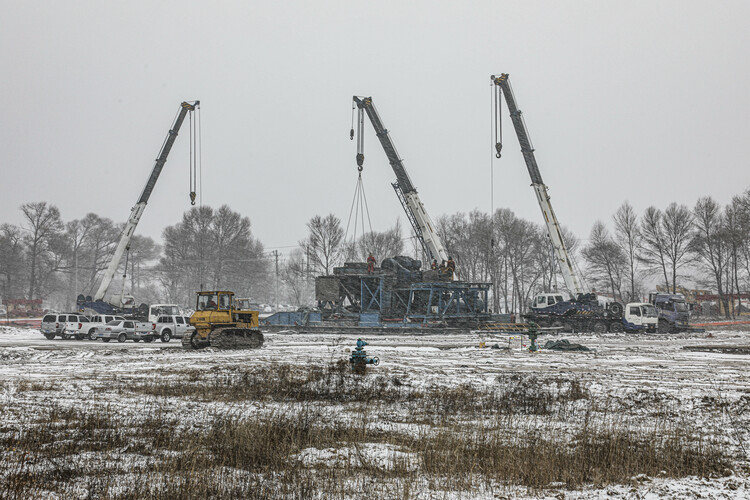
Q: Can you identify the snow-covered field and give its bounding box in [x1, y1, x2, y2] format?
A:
[1, 325, 749, 499]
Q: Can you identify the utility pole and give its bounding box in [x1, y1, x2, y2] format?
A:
[272, 250, 280, 308]
[305, 246, 310, 282]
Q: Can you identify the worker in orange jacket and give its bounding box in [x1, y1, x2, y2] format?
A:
[367, 253, 376, 273]
[446, 256, 456, 278]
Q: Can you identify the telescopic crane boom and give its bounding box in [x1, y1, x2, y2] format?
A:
[93, 101, 199, 302]
[352, 96, 448, 265]
[491, 74, 584, 297]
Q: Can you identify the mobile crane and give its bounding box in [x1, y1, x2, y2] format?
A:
[491, 74, 633, 331]
[78, 101, 199, 315]
[351, 96, 449, 268]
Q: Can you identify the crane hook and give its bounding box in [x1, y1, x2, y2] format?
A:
[495, 143, 502, 159]
[350, 128, 354, 140]
[190, 191, 196, 206]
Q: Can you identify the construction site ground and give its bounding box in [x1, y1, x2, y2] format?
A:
[1, 325, 749, 498]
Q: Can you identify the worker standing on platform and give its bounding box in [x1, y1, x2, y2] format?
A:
[367, 253, 376, 273]
[431, 259, 438, 270]
[446, 256, 456, 278]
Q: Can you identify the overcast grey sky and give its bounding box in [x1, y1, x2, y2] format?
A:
[1, 0, 749, 253]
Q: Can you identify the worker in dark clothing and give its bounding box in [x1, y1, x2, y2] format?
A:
[431, 259, 438, 270]
[446, 256, 456, 278]
[367, 253, 376, 273]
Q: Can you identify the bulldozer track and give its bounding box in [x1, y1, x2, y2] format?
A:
[182, 327, 263, 349]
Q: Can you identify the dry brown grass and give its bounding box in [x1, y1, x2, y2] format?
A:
[0, 362, 736, 499]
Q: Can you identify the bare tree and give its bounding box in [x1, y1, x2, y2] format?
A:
[613, 201, 642, 301]
[692, 197, 730, 317]
[347, 220, 404, 263]
[280, 248, 313, 306]
[0, 224, 25, 299]
[640, 206, 670, 291]
[126, 235, 161, 303]
[158, 205, 269, 306]
[300, 214, 344, 275]
[662, 202, 694, 293]
[582, 221, 626, 300]
[76, 214, 120, 295]
[20, 202, 63, 299]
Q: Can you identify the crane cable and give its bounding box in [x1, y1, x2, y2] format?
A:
[494, 83, 503, 159]
[197, 105, 203, 207]
[344, 173, 375, 255]
[188, 104, 200, 206]
[345, 112, 375, 257]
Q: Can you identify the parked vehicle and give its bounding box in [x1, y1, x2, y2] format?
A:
[151, 315, 195, 342]
[648, 293, 702, 332]
[85, 314, 126, 340]
[61, 314, 94, 340]
[41, 313, 69, 339]
[147, 304, 182, 323]
[96, 320, 155, 343]
[524, 293, 657, 333]
[40, 313, 92, 340]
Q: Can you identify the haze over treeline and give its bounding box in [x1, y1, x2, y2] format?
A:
[3, 187, 750, 317]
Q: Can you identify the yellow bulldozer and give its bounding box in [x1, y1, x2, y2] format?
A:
[183, 291, 264, 349]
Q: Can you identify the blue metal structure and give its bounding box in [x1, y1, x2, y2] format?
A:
[405, 282, 491, 323]
[261, 310, 323, 326]
[360, 276, 384, 313]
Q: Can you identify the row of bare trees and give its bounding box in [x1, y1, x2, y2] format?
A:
[5, 191, 750, 315]
[158, 205, 269, 306]
[0, 202, 271, 311]
[582, 192, 750, 317]
[0, 202, 160, 310]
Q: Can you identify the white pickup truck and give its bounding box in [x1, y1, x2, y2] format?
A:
[151, 314, 195, 342]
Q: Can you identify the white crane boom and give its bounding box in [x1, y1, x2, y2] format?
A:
[352, 96, 449, 265]
[94, 101, 198, 302]
[491, 74, 584, 297]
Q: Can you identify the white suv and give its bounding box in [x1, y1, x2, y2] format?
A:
[41, 313, 68, 339]
[60, 314, 92, 340]
[152, 315, 195, 342]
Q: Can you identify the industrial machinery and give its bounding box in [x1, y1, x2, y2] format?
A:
[490, 75, 586, 301]
[78, 101, 199, 315]
[349, 338, 379, 372]
[184, 291, 264, 349]
[491, 74, 626, 328]
[648, 293, 703, 333]
[352, 96, 449, 267]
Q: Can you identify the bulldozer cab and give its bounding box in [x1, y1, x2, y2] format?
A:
[197, 291, 233, 312]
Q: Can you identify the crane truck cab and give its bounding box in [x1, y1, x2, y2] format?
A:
[622, 302, 658, 333]
[648, 293, 692, 333]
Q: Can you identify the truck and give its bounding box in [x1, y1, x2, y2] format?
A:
[648, 293, 699, 333]
[492, 73, 671, 334]
[526, 293, 658, 333]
